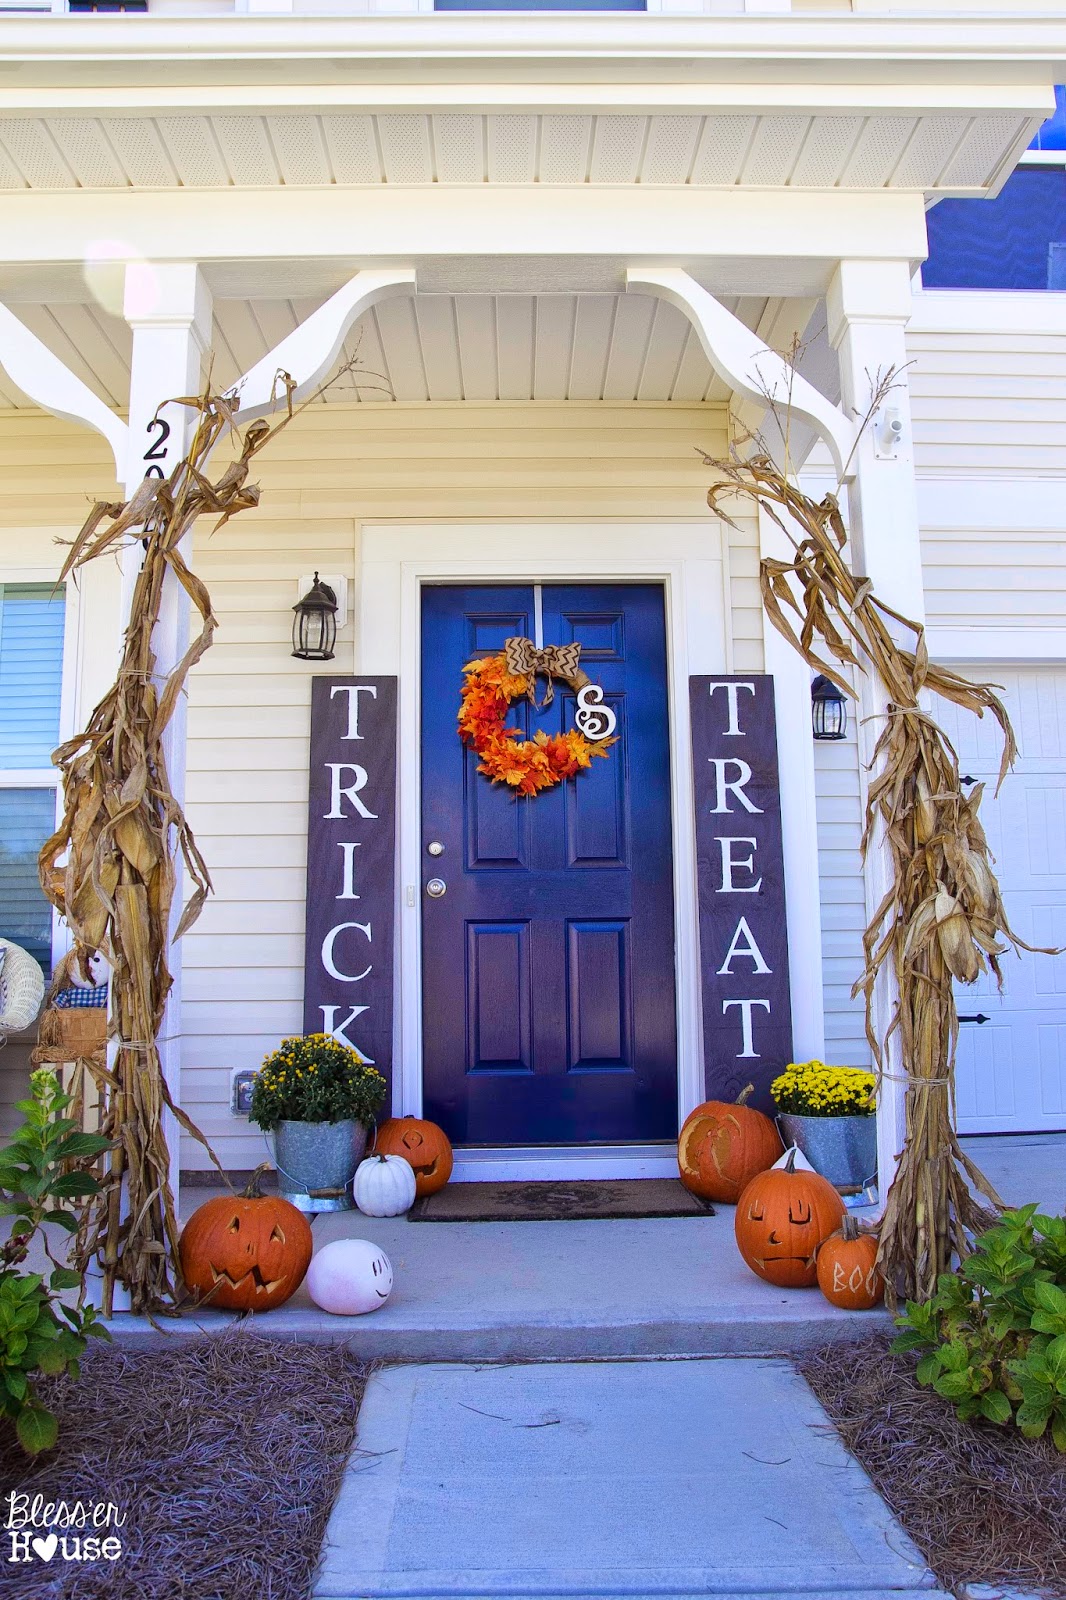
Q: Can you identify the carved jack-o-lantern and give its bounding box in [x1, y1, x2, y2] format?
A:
[178, 1166, 313, 1312]
[816, 1214, 884, 1310]
[677, 1083, 783, 1203]
[373, 1117, 453, 1197]
[734, 1148, 845, 1289]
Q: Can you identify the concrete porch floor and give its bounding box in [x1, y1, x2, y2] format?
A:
[107, 1133, 1062, 1356]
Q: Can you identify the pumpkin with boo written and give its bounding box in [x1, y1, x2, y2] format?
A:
[353, 1152, 417, 1217]
[306, 1239, 394, 1315]
[734, 1147, 845, 1289]
[816, 1214, 884, 1310]
[373, 1116, 453, 1197]
[178, 1166, 312, 1311]
[677, 1083, 783, 1203]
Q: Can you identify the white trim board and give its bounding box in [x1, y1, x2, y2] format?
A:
[357, 519, 728, 1182]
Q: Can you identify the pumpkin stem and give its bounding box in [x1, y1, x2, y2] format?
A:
[735, 1083, 756, 1107]
[241, 1162, 272, 1200]
[784, 1147, 798, 1173]
[841, 1212, 860, 1242]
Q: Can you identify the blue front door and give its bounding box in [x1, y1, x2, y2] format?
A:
[420, 583, 677, 1146]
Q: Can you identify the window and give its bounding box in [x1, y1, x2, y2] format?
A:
[0, 583, 66, 977]
[435, 0, 645, 9]
[923, 87, 1066, 291]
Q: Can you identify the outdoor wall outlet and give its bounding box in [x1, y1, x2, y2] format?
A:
[874, 406, 905, 460]
[231, 1069, 256, 1117]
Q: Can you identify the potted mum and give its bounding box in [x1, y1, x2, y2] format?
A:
[770, 1060, 876, 1192]
[250, 1034, 387, 1213]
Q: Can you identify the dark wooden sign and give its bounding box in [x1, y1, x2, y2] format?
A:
[303, 677, 398, 1099]
[689, 675, 793, 1113]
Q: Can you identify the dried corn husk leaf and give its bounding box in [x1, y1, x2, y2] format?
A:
[37, 379, 306, 1316]
[700, 445, 1062, 1306]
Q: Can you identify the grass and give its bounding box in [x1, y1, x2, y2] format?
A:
[799, 1332, 1066, 1597]
[0, 1329, 367, 1600]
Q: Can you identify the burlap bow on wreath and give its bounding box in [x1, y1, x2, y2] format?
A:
[503, 636, 590, 708]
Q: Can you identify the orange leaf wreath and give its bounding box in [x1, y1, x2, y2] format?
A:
[458, 652, 614, 797]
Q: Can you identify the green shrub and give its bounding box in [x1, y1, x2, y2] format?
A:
[892, 1204, 1066, 1451]
[0, 1068, 112, 1453]
[250, 1034, 387, 1131]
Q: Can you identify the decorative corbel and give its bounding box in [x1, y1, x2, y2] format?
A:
[625, 266, 857, 480]
[0, 301, 128, 479]
[227, 267, 417, 420]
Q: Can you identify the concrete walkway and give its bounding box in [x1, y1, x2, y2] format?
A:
[105, 1134, 1059, 1356]
[313, 1357, 948, 1600]
[113, 1206, 892, 1357]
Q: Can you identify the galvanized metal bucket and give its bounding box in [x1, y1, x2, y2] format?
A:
[777, 1113, 877, 1192]
[273, 1118, 368, 1213]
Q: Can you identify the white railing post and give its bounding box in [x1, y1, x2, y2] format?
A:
[827, 257, 924, 1206]
[121, 262, 214, 1220]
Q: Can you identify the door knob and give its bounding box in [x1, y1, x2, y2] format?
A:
[427, 841, 444, 857]
[426, 877, 447, 898]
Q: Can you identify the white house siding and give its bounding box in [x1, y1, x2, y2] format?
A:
[174, 400, 746, 1169]
[908, 292, 1066, 636]
[814, 729, 871, 1070]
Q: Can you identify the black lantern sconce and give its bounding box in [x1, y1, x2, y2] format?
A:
[292, 572, 338, 662]
[811, 674, 848, 741]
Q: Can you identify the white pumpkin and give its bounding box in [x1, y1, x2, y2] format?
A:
[353, 1153, 417, 1217]
[306, 1239, 393, 1316]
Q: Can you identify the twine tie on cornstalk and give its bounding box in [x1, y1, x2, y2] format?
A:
[503, 636, 588, 708]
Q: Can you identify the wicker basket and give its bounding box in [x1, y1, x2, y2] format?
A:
[37, 1005, 107, 1056]
[0, 939, 46, 1034]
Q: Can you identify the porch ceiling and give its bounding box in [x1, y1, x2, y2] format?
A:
[0, 109, 1034, 195]
[0, 290, 786, 412]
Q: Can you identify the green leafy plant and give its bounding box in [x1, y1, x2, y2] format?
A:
[250, 1034, 388, 1132]
[892, 1205, 1066, 1450]
[0, 1068, 112, 1453]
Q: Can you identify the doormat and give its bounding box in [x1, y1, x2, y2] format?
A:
[408, 1178, 714, 1223]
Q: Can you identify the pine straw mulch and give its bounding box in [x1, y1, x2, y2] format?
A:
[799, 1333, 1066, 1597]
[0, 1330, 368, 1600]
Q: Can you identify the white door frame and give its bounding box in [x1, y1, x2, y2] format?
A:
[358, 519, 730, 1181]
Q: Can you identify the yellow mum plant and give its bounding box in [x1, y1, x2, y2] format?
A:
[771, 1059, 875, 1119]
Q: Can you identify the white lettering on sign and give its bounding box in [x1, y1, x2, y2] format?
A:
[715, 837, 762, 893]
[717, 916, 771, 976]
[336, 841, 362, 900]
[330, 684, 378, 741]
[722, 997, 771, 1059]
[321, 922, 372, 983]
[707, 680, 756, 737]
[707, 758, 762, 816]
[320, 1003, 375, 1061]
[325, 763, 378, 820]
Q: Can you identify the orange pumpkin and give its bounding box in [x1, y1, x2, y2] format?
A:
[677, 1083, 783, 1203]
[179, 1166, 313, 1312]
[374, 1116, 453, 1197]
[734, 1148, 846, 1288]
[816, 1214, 883, 1310]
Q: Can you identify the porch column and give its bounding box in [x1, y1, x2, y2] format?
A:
[826, 258, 924, 1202]
[121, 262, 214, 1211]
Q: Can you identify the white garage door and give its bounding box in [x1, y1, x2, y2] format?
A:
[932, 667, 1066, 1134]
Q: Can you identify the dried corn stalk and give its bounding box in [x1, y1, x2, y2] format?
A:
[702, 450, 1056, 1305]
[39, 385, 296, 1315]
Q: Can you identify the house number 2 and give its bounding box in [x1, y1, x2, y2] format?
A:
[143, 416, 171, 481]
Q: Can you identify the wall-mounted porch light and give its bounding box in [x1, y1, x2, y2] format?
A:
[292, 573, 339, 662]
[811, 674, 848, 742]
